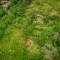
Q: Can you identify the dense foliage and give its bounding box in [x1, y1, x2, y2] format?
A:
[0, 0, 60, 60]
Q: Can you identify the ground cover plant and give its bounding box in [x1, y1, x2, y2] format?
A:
[0, 0, 60, 60]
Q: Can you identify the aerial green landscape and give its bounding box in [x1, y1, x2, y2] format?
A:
[0, 0, 60, 60]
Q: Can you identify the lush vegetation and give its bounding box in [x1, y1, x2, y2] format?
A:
[0, 0, 60, 60]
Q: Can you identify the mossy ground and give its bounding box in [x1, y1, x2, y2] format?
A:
[0, 0, 60, 60]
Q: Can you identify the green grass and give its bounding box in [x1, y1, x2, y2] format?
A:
[0, 0, 60, 60]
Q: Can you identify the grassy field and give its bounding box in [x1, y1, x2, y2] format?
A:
[0, 0, 60, 60]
